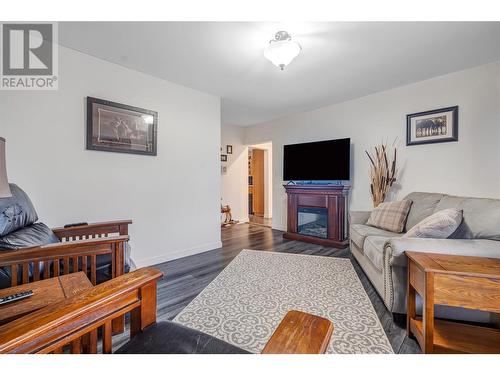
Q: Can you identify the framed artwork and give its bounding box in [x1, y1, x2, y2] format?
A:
[406, 106, 458, 146]
[221, 154, 227, 162]
[226, 145, 233, 154]
[86, 97, 158, 156]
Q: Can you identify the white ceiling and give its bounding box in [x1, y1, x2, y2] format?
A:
[59, 22, 500, 126]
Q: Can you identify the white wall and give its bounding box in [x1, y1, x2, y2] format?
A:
[0, 45, 222, 267]
[244, 62, 500, 231]
[221, 124, 248, 222]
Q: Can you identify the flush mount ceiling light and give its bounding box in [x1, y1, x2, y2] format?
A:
[264, 31, 301, 70]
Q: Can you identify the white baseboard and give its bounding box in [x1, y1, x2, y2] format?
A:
[272, 224, 286, 232]
[220, 217, 248, 225]
[133, 240, 223, 268]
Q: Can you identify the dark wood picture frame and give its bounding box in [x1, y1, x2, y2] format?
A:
[86, 97, 158, 156]
[406, 106, 458, 146]
[221, 154, 227, 162]
[226, 145, 233, 154]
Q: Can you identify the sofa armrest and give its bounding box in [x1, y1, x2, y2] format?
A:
[349, 211, 371, 225]
[385, 238, 500, 267]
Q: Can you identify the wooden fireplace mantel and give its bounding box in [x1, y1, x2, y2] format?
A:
[283, 184, 350, 248]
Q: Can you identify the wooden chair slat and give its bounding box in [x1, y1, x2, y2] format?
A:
[44, 260, 51, 279]
[54, 259, 60, 277]
[10, 264, 18, 287]
[89, 329, 97, 354]
[22, 263, 29, 284]
[81, 256, 88, 277]
[117, 243, 124, 276]
[33, 262, 40, 281]
[102, 321, 112, 354]
[90, 255, 97, 285]
[111, 248, 116, 279]
[70, 338, 81, 354]
[72, 257, 79, 272]
[63, 258, 70, 275]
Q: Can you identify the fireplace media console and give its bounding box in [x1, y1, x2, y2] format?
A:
[283, 184, 350, 248]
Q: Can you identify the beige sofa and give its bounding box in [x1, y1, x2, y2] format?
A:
[349, 192, 500, 316]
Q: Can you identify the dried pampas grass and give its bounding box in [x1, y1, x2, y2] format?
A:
[365, 140, 398, 207]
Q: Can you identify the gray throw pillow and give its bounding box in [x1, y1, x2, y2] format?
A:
[404, 208, 463, 239]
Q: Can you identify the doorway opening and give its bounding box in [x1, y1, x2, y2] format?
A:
[248, 142, 272, 227]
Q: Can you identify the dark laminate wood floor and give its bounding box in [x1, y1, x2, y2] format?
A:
[152, 223, 421, 354]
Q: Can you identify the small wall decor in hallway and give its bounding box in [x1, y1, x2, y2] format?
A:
[86, 97, 158, 156]
[226, 145, 233, 154]
[406, 106, 458, 146]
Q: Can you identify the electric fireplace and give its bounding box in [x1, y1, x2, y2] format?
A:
[283, 184, 350, 248]
[297, 207, 328, 238]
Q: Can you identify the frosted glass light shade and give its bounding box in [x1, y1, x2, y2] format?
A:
[264, 39, 301, 70]
[0, 137, 12, 198]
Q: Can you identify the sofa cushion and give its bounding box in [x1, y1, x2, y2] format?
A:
[0, 222, 59, 250]
[0, 222, 60, 289]
[366, 200, 412, 233]
[403, 208, 463, 239]
[350, 224, 402, 250]
[0, 184, 39, 237]
[116, 321, 249, 354]
[403, 192, 445, 231]
[434, 195, 500, 240]
[363, 236, 388, 271]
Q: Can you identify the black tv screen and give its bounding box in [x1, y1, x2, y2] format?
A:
[283, 138, 350, 181]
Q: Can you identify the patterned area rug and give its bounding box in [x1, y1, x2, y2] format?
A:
[174, 250, 393, 354]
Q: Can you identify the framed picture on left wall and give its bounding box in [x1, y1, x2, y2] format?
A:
[86, 97, 158, 156]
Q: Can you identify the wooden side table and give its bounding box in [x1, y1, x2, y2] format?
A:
[0, 272, 92, 325]
[406, 251, 500, 354]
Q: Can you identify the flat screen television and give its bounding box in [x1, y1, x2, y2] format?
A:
[283, 138, 350, 181]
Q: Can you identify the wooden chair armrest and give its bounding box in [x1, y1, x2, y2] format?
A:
[0, 268, 163, 354]
[261, 310, 334, 354]
[0, 235, 129, 266]
[52, 220, 132, 240]
[0, 236, 129, 286]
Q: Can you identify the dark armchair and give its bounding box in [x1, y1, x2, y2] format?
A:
[0, 183, 132, 289]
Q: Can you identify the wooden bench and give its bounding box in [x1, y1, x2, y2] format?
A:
[0, 220, 132, 287]
[0, 220, 132, 334]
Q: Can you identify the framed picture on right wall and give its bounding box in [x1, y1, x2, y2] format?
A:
[406, 106, 458, 146]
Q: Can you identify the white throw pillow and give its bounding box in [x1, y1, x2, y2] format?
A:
[404, 208, 463, 239]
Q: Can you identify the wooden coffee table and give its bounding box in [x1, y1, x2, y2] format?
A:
[406, 251, 500, 354]
[0, 272, 92, 325]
